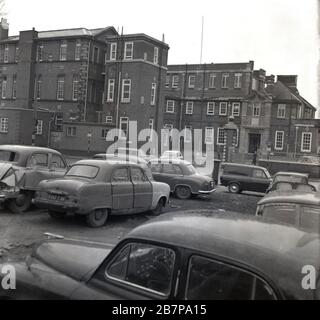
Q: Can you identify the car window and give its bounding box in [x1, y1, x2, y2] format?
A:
[0, 151, 19, 162]
[185, 164, 197, 175]
[150, 163, 162, 173]
[224, 166, 249, 176]
[261, 204, 299, 225]
[163, 164, 176, 174]
[252, 169, 267, 179]
[106, 243, 175, 296]
[51, 154, 67, 169]
[66, 165, 99, 178]
[112, 168, 130, 183]
[185, 255, 276, 300]
[274, 175, 306, 184]
[27, 153, 48, 168]
[131, 167, 148, 182]
[173, 164, 183, 175]
[300, 206, 320, 233]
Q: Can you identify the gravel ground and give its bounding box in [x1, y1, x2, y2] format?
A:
[0, 185, 261, 263]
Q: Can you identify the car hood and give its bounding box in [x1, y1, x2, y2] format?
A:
[31, 240, 113, 281]
[38, 177, 93, 194]
[191, 173, 213, 183]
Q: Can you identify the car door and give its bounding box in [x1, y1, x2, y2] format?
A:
[159, 163, 180, 191]
[49, 153, 68, 179]
[150, 162, 163, 182]
[72, 241, 178, 299]
[24, 152, 52, 189]
[182, 254, 277, 300]
[111, 167, 134, 210]
[130, 166, 152, 210]
[250, 169, 270, 193]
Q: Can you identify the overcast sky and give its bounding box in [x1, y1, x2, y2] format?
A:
[5, 0, 319, 109]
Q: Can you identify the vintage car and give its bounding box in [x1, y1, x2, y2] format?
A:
[266, 171, 313, 193]
[0, 145, 68, 213]
[1, 211, 319, 300]
[93, 153, 152, 179]
[220, 163, 272, 194]
[34, 159, 170, 227]
[160, 150, 183, 160]
[256, 190, 320, 233]
[149, 158, 215, 199]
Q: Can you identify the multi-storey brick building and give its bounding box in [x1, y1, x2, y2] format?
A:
[0, 19, 169, 152]
[163, 62, 318, 161]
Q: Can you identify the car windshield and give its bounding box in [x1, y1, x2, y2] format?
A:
[0, 150, 19, 163]
[185, 164, 197, 175]
[66, 165, 99, 179]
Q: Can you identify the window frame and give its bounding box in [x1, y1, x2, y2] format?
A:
[205, 127, 214, 144]
[221, 73, 229, 88]
[75, 40, 81, 60]
[207, 102, 215, 115]
[124, 42, 133, 60]
[57, 76, 65, 101]
[277, 104, 286, 119]
[59, 41, 67, 61]
[166, 100, 175, 113]
[121, 79, 131, 103]
[110, 42, 117, 61]
[217, 127, 226, 145]
[219, 102, 228, 116]
[185, 101, 194, 115]
[209, 73, 216, 89]
[253, 103, 261, 117]
[172, 75, 179, 88]
[0, 117, 8, 133]
[301, 132, 312, 153]
[150, 83, 156, 106]
[232, 102, 241, 117]
[153, 47, 159, 64]
[234, 73, 242, 88]
[188, 75, 196, 88]
[275, 131, 284, 151]
[107, 79, 115, 102]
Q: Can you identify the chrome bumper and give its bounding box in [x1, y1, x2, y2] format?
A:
[198, 188, 216, 194]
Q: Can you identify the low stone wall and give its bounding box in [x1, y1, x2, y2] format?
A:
[258, 159, 320, 179]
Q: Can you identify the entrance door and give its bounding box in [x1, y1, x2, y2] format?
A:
[248, 133, 261, 153]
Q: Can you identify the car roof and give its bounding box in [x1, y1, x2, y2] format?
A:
[0, 145, 61, 154]
[127, 210, 320, 299]
[275, 172, 308, 177]
[258, 190, 320, 206]
[222, 162, 268, 171]
[73, 159, 139, 167]
[93, 153, 147, 163]
[150, 158, 191, 165]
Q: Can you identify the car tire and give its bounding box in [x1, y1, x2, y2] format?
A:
[175, 186, 192, 199]
[152, 198, 166, 216]
[48, 210, 67, 219]
[86, 209, 109, 228]
[7, 191, 32, 213]
[228, 182, 241, 194]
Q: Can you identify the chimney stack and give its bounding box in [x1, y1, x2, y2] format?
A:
[277, 75, 298, 93]
[0, 18, 9, 40]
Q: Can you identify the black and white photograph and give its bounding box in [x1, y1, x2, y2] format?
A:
[0, 0, 319, 304]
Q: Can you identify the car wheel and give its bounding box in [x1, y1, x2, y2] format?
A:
[48, 210, 67, 219]
[7, 191, 32, 213]
[153, 198, 166, 216]
[86, 209, 109, 228]
[175, 186, 192, 199]
[228, 182, 241, 194]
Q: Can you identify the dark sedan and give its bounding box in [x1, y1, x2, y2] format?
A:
[1, 211, 319, 299]
[149, 159, 215, 199]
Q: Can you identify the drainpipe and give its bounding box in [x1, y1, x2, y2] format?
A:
[84, 39, 91, 122]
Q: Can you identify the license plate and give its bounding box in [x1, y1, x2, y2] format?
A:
[48, 194, 65, 201]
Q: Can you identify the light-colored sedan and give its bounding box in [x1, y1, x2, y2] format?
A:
[34, 159, 170, 227]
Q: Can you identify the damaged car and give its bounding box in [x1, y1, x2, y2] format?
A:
[34, 159, 170, 227]
[0, 145, 68, 213]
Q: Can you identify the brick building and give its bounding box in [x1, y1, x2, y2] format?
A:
[163, 62, 318, 161]
[0, 19, 169, 153]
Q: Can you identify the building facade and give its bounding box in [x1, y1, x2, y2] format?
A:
[0, 19, 169, 153]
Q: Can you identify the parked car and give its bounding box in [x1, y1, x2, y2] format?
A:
[93, 153, 152, 179]
[256, 190, 320, 233]
[2, 211, 319, 300]
[160, 150, 183, 160]
[115, 147, 155, 161]
[149, 158, 215, 199]
[266, 172, 315, 193]
[0, 145, 68, 213]
[34, 159, 170, 227]
[220, 163, 272, 194]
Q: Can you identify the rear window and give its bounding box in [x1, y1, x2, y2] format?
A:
[66, 165, 99, 179]
[0, 150, 19, 162]
[274, 175, 307, 184]
[261, 204, 299, 225]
